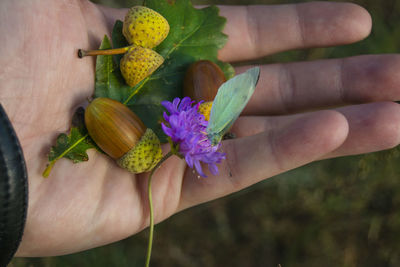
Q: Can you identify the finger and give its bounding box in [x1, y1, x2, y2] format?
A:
[218, 2, 371, 61]
[232, 102, 400, 158]
[327, 102, 400, 158]
[178, 110, 348, 210]
[97, 2, 371, 62]
[242, 54, 400, 115]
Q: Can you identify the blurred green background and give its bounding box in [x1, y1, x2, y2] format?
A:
[11, 0, 400, 266]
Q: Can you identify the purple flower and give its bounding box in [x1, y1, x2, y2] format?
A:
[161, 97, 225, 177]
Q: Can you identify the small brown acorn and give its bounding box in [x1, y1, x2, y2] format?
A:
[120, 46, 164, 87]
[183, 60, 226, 102]
[85, 97, 162, 173]
[123, 6, 170, 49]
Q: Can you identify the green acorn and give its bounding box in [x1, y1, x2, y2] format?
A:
[78, 45, 164, 88]
[78, 5, 169, 87]
[85, 97, 162, 173]
[123, 6, 170, 49]
[120, 45, 164, 87]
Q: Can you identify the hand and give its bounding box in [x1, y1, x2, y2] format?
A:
[1, 0, 399, 257]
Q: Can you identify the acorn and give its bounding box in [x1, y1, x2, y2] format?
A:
[123, 6, 170, 49]
[85, 97, 162, 173]
[184, 60, 227, 121]
[183, 60, 226, 102]
[79, 45, 164, 88]
[198, 101, 213, 121]
[120, 45, 164, 87]
[78, 6, 169, 87]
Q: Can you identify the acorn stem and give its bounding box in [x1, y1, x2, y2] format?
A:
[78, 46, 130, 58]
[145, 151, 173, 267]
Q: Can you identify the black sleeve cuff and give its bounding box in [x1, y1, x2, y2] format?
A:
[0, 104, 28, 267]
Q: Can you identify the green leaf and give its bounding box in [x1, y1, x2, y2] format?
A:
[48, 128, 93, 163]
[150, 2, 233, 76]
[111, 21, 129, 65]
[43, 108, 96, 177]
[43, 0, 233, 175]
[103, 0, 234, 140]
[128, 103, 166, 138]
[94, 35, 132, 103]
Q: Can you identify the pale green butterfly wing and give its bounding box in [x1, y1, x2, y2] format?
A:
[207, 67, 260, 145]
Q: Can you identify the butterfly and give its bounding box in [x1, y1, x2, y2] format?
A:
[207, 67, 260, 145]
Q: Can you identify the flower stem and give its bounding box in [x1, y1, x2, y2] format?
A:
[78, 46, 130, 58]
[145, 151, 173, 267]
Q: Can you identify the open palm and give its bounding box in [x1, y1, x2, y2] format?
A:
[1, 0, 399, 257]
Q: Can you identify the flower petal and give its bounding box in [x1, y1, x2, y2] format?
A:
[161, 97, 224, 179]
[185, 154, 194, 168]
[194, 160, 206, 177]
[208, 163, 219, 175]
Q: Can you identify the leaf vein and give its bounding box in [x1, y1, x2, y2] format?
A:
[165, 13, 207, 58]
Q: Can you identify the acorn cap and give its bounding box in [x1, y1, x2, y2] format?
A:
[117, 128, 163, 173]
[85, 98, 163, 174]
[123, 6, 170, 49]
[120, 45, 164, 87]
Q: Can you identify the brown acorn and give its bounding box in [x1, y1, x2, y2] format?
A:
[85, 97, 162, 173]
[183, 60, 226, 102]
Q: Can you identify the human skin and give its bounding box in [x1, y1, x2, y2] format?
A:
[0, 0, 399, 257]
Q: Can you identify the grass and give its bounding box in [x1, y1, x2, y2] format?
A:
[11, 0, 400, 266]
